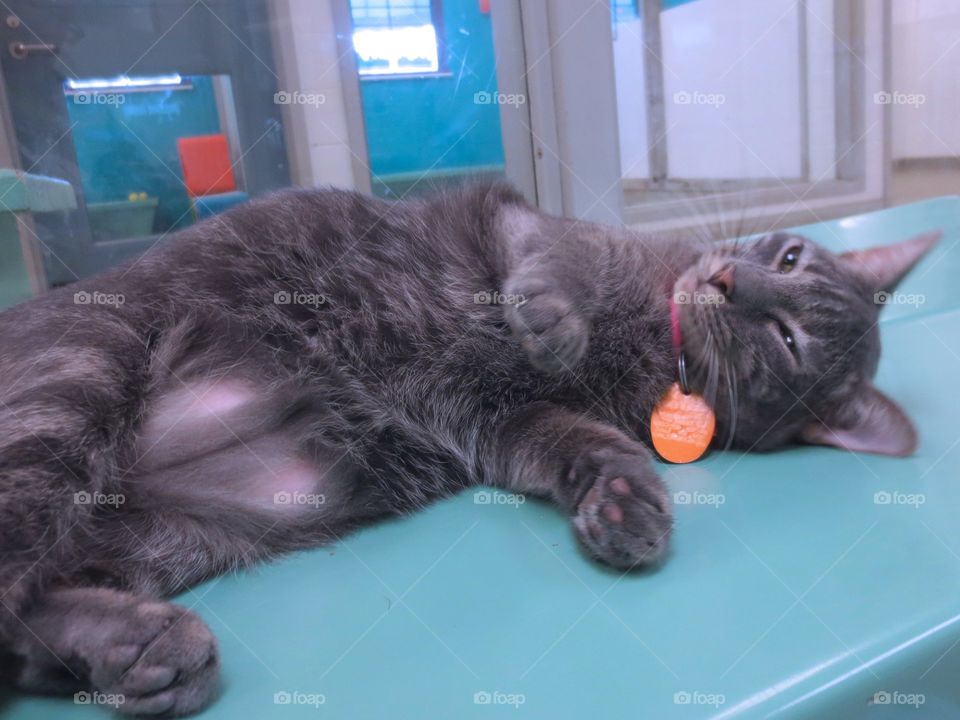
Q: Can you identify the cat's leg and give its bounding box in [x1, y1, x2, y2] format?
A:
[491, 402, 672, 568]
[4, 435, 367, 713]
[9, 586, 219, 716]
[0, 343, 144, 642]
[496, 207, 614, 374]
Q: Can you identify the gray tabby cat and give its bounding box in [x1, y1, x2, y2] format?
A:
[0, 183, 937, 715]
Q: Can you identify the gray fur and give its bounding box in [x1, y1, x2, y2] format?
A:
[0, 183, 933, 714]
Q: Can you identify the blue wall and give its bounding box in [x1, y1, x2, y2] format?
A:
[357, 0, 505, 182]
[65, 76, 222, 233]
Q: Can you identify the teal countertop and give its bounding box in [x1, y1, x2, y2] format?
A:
[0, 170, 77, 310]
[0, 169, 76, 214]
[6, 198, 960, 719]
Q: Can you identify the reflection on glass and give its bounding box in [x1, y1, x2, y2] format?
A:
[350, 0, 506, 199]
[613, 0, 840, 219]
[61, 73, 246, 240]
[351, 0, 442, 76]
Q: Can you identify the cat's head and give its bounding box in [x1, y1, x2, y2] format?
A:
[673, 229, 941, 456]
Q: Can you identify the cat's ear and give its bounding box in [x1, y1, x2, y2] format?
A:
[839, 229, 942, 295]
[801, 383, 917, 456]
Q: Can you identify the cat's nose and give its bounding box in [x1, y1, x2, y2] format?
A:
[707, 264, 736, 299]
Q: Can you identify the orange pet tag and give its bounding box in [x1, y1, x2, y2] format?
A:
[651, 383, 715, 463]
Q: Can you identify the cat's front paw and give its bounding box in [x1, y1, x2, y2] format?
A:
[570, 447, 672, 568]
[504, 280, 589, 374]
[87, 599, 219, 716]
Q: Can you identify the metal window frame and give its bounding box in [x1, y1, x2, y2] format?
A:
[517, 0, 887, 233]
[638, 0, 842, 192]
[621, 0, 884, 233]
[333, 0, 539, 203]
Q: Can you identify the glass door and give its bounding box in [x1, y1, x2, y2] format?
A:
[519, 0, 889, 236]
[338, 0, 537, 203]
[0, 0, 290, 286]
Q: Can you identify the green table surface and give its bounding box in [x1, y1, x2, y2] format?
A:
[0, 169, 76, 214]
[0, 169, 77, 310]
[6, 198, 960, 719]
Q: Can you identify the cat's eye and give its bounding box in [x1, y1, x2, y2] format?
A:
[777, 321, 798, 356]
[778, 245, 802, 273]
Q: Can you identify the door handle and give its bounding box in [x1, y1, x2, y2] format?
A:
[9, 41, 58, 60]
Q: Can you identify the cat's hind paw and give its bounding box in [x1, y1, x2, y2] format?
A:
[87, 599, 220, 716]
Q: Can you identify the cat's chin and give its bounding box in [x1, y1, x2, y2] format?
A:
[669, 270, 716, 360]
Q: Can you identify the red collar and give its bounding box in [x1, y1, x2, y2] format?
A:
[668, 295, 683, 358]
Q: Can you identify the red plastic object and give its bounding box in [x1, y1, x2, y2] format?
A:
[176, 134, 236, 197]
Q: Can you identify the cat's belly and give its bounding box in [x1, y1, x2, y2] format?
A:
[129, 379, 329, 516]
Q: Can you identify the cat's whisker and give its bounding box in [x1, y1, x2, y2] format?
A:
[723, 358, 739, 450]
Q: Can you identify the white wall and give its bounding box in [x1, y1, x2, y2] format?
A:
[613, 0, 837, 181]
[805, 0, 836, 179]
[662, 0, 802, 179]
[891, 0, 960, 160]
[613, 19, 650, 179]
[268, 0, 362, 189]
